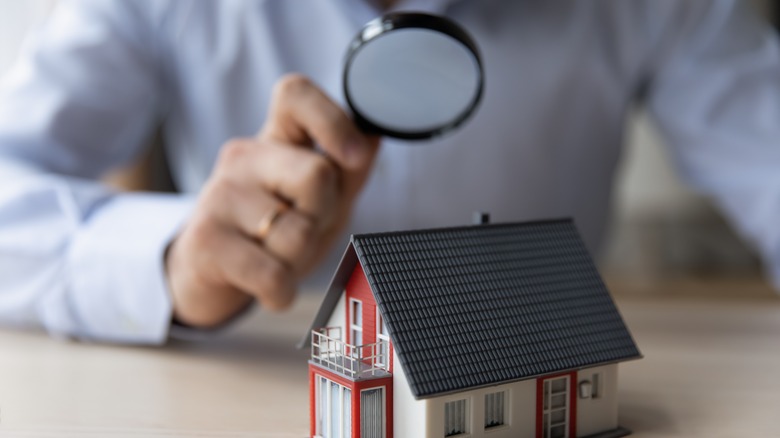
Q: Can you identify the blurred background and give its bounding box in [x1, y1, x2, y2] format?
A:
[604, 0, 777, 293]
[1, 0, 778, 295]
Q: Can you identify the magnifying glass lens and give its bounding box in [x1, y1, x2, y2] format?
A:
[344, 13, 484, 140]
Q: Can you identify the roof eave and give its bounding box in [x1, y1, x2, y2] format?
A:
[410, 354, 644, 400]
[296, 241, 359, 349]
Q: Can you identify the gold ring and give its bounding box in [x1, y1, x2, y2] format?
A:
[255, 202, 288, 241]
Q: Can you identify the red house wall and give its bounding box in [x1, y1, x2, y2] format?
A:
[309, 364, 394, 438]
[346, 263, 376, 346]
[345, 264, 393, 372]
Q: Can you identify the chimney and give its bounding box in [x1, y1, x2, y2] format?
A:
[473, 211, 490, 225]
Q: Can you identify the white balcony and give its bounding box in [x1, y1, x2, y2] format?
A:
[310, 327, 391, 379]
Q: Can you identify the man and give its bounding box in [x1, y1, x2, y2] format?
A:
[0, 0, 778, 343]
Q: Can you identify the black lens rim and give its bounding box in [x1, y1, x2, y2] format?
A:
[343, 12, 484, 141]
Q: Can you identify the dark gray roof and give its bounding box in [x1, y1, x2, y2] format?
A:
[349, 219, 641, 398]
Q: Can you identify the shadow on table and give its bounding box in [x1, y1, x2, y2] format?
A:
[619, 393, 678, 436]
[159, 302, 317, 369]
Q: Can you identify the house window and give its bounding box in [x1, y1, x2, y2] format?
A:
[350, 299, 363, 347]
[375, 309, 390, 367]
[484, 391, 506, 429]
[592, 372, 602, 399]
[315, 375, 352, 438]
[444, 399, 469, 437]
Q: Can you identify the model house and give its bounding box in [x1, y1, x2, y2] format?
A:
[301, 216, 641, 438]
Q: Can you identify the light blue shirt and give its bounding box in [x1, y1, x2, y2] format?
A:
[1, 0, 779, 343]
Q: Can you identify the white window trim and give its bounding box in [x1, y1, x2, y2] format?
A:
[349, 298, 363, 347]
[375, 308, 390, 367]
[315, 375, 352, 438]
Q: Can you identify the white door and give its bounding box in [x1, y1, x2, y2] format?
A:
[316, 375, 352, 438]
[542, 375, 570, 438]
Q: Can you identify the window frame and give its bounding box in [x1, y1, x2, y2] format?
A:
[444, 398, 470, 437]
[484, 390, 508, 431]
[349, 298, 363, 347]
[375, 308, 390, 367]
[591, 372, 603, 399]
[315, 375, 352, 438]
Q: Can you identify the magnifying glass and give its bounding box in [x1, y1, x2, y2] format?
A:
[343, 12, 484, 141]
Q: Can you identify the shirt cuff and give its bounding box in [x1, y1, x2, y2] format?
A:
[64, 193, 194, 344]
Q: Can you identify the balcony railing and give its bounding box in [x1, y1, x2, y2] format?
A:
[311, 327, 391, 379]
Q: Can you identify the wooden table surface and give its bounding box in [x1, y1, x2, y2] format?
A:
[0, 279, 779, 437]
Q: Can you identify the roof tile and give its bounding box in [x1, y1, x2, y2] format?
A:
[352, 219, 640, 398]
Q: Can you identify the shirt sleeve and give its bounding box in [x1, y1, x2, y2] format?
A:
[0, 0, 195, 343]
[646, 0, 780, 289]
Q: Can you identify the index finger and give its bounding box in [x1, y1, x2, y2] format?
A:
[259, 74, 377, 172]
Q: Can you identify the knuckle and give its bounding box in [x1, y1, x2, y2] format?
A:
[257, 260, 296, 311]
[265, 285, 295, 311]
[286, 215, 317, 256]
[274, 73, 312, 99]
[271, 294, 295, 311]
[204, 175, 228, 196]
[217, 139, 250, 166]
[201, 177, 234, 209]
[301, 156, 337, 190]
[181, 220, 229, 283]
[185, 215, 220, 253]
[261, 259, 289, 294]
[234, 254, 260, 287]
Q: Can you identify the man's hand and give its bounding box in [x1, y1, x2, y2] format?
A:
[165, 74, 380, 328]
